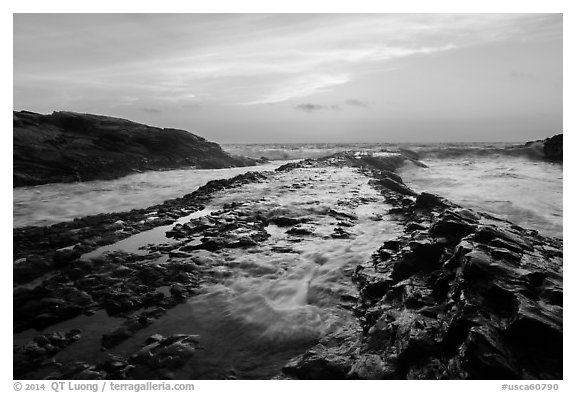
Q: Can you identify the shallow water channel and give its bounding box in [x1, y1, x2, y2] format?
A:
[16, 166, 404, 379]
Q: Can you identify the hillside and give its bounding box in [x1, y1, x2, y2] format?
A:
[13, 111, 258, 187]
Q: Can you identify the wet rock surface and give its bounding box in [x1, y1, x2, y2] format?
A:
[14, 330, 82, 378]
[20, 334, 201, 380]
[13, 171, 266, 265]
[13, 152, 562, 380]
[283, 155, 562, 380]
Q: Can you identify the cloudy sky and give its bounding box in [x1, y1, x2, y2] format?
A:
[13, 14, 562, 143]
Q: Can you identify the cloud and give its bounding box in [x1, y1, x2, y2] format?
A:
[345, 99, 369, 108]
[142, 108, 162, 114]
[509, 71, 539, 82]
[241, 74, 350, 105]
[14, 14, 561, 112]
[295, 103, 340, 113]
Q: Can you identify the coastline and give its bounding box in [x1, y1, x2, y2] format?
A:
[13, 152, 563, 380]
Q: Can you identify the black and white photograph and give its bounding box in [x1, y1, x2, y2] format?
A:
[10, 5, 567, 386]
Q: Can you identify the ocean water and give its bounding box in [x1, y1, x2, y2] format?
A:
[399, 156, 562, 238]
[225, 142, 563, 238]
[13, 160, 294, 228]
[13, 142, 562, 238]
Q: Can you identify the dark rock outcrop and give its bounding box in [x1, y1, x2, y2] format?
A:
[283, 166, 563, 380]
[275, 151, 427, 174]
[14, 329, 82, 378]
[524, 133, 563, 162]
[166, 203, 270, 251]
[13, 110, 258, 187]
[130, 334, 199, 375]
[22, 333, 199, 380]
[543, 134, 563, 162]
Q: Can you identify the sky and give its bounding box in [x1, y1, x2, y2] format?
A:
[13, 13, 562, 143]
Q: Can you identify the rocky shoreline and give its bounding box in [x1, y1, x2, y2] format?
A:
[13, 152, 562, 380]
[13, 111, 261, 187]
[283, 157, 562, 379]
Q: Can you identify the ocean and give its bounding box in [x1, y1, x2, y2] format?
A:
[13, 142, 562, 239]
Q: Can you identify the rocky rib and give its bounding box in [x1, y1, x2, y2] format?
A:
[280, 153, 563, 380]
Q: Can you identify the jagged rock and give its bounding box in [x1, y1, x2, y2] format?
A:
[391, 240, 444, 280]
[332, 227, 352, 239]
[282, 344, 354, 379]
[474, 225, 533, 251]
[415, 192, 451, 209]
[378, 177, 418, 196]
[348, 354, 398, 379]
[405, 221, 427, 232]
[14, 329, 82, 378]
[287, 225, 315, 236]
[348, 203, 563, 379]
[14, 255, 53, 283]
[137, 266, 166, 285]
[103, 291, 143, 315]
[102, 317, 149, 349]
[430, 210, 478, 242]
[14, 286, 90, 331]
[53, 248, 82, 267]
[329, 209, 358, 221]
[374, 170, 405, 184]
[130, 334, 200, 370]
